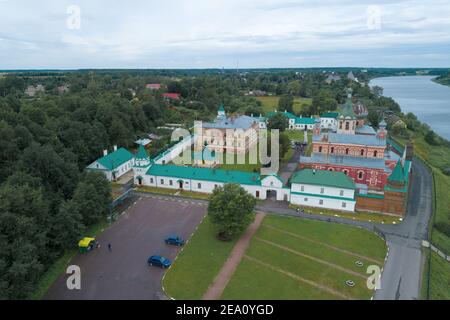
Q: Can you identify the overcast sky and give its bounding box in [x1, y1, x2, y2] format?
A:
[1, 0, 450, 69]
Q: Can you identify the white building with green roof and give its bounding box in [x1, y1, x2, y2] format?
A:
[87, 146, 135, 181]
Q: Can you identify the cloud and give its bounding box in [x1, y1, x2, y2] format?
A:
[0, 0, 449, 68]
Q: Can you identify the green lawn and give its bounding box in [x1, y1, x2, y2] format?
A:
[429, 252, 450, 300]
[163, 216, 238, 299]
[256, 96, 312, 114]
[135, 185, 211, 200]
[221, 215, 386, 300]
[290, 204, 402, 225]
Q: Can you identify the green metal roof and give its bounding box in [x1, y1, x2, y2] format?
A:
[135, 144, 149, 160]
[290, 169, 356, 190]
[218, 104, 225, 112]
[320, 112, 339, 119]
[387, 160, 406, 184]
[291, 191, 355, 202]
[146, 164, 261, 185]
[339, 98, 357, 119]
[295, 117, 316, 125]
[266, 110, 297, 119]
[97, 148, 134, 171]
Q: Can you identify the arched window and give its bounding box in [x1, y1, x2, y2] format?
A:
[328, 168, 334, 171]
[345, 122, 350, 130]
[360, 149, 364, 156]
[345, 148, 349, 155]
[374, 150, 378, 157]
[319, 146, 323, 153]
[358, 171, 364, 180]
[343, 169, 349, 175]
[330, 147, 334, 154]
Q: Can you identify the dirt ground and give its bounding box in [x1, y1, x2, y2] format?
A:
[45, 195, 207, 300]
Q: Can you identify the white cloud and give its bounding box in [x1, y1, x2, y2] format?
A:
[0, 0, 449, 68]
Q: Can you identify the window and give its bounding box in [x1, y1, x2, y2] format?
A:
[360, 149, 364, 156]
[345, 122, 349, 130]
[169, 180, 173, 186]
[256, 191, 260, 198]
[339, 122, 343, 129]
[340, 190, 344, 196]
[345, 148, 349, 155]
[342, 202, 347, 208]
[320, 188, 324, 194]
[160, 179, 164, 185]
[330, 147, 334, 154]
[301, 186, 304, 192]
[328, 168, 334, 171]
[198, 183, 201, 189]
[319, 146, 322, 153]
[374, 150, 378, 157]
[319, 199, 323, 205]
[343, 169, 348, 175]
[304, 198, 308, 202]
[150, 178, 154, 184]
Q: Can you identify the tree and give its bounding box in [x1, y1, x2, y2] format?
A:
[367, 110, 380, 127]
[267, 113, 288, 132]
[50, 200, 84, 250]
[278, 94, 294, 113]
[72, 172, 112, 226]
[208, 183, 256, 241]
[425, 130, 440, 146]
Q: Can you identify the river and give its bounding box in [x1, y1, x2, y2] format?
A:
[370, 75, 450, 140]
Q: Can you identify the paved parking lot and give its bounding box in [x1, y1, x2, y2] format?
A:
[45, 195, 207, 300]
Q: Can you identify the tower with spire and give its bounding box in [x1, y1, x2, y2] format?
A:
[336, 88, 357, 135]
[217, 104, 226, 120]
[133, 144, 152, 185]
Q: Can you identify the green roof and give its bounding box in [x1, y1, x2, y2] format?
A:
[97, 148, 134, 171]
[135, 144, 149, 160]
[387, 160, 406, 184]
[385, 160, 411, 193]
[146, 164, 261, 185]
[289, 169, 356, 190]
[218, 104, 225, 112]
[291, 191, 355, 202]
[320, 112, 339, 119]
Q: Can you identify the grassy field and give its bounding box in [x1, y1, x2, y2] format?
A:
[289, 204, 402, 225]
[256, 96, 312, 114]
[428, 251, 450, 300]
[135, 185, 211, 200]
[221, 215, 386, 300]
[163, 216, 238, 299]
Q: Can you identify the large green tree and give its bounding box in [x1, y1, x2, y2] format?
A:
[267, 113, 289, 132]
[208, 183, 256, 241]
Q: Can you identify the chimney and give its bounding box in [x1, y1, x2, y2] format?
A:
[103, 149, 108, 156]
[113, 145, 117, 151]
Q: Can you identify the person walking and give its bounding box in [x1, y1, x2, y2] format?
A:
[108, 243, 112, 252]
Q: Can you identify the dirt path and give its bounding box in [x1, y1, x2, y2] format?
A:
[202, 213, 266, 300]
[244, 255, 354, 300]
[263, 224, 383, 265]
[255, 237, 367, 279]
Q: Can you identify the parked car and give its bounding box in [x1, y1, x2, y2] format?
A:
[147, 255, 171, 268]
[165, 235, 185, 246]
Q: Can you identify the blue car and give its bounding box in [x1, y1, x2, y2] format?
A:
[165, 235, 185, 246]
[147, 255, 171, 268]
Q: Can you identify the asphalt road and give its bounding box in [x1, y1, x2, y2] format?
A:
[258, 157, 433, 300]
[45, 195, 206, 300]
